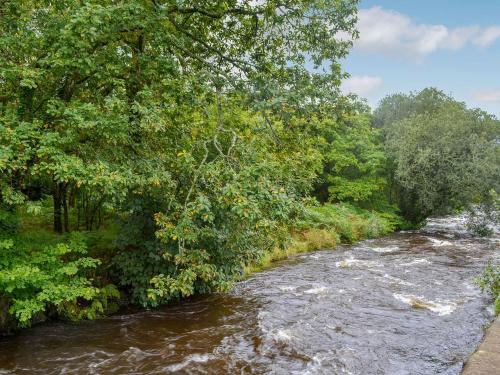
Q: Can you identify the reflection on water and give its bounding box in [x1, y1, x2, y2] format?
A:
[0, 217, 498, 374]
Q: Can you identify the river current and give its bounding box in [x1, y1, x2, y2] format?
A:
[0, 216, 498, 374]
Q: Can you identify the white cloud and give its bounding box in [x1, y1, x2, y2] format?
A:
[350, 7, 500, 61]
[471, 89, 500, 103]
[474, 26, 500, 47]
[341, 75, 383, 97]
[446, 26, 481, 49]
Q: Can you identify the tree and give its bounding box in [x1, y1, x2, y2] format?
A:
[1, 0, 362, 322]
[0, 0, 359, 232]
[385, 99, 499, 223]
[313, 100, 388, 207]
[372, 88, 453, 128]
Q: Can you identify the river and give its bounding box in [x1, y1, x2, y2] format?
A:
[0, 216, 498, 374]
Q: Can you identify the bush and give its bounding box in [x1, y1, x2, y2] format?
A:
[466, 194, 499, 237]
[112, 243, 176, 307]
[0, 232, 117, 329]
[476, 262, 500, 315]
[147, 154, 304, 305]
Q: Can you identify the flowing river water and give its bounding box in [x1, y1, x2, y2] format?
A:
[0, 217, 498, 374]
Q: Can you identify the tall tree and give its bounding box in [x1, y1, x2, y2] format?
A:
[0, 0, 359, 232]
[385, 98, 499, 223]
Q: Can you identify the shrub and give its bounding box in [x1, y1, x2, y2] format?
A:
[476, 262, 500, 315]
[466, 194, 499, 237]
[0, 233, 117, 328]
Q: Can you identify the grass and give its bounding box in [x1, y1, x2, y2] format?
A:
[242, 203, 401, 276]
[242, 228, 339, 274]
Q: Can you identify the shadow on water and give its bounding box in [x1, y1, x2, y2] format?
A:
[0, 216, 498, 374]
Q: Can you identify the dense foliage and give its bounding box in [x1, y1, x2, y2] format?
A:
[377, 89, 500, 224]
[0, 0, 366, 330]
[1, 2, 498, 332]
[0, 232, 119, 327]
[314, 108, 387, 207]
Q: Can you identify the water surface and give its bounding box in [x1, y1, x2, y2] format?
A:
[0, 217, 498, 374]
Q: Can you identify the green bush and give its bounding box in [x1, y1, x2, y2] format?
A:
[476, 262, 500, 315]
[148, 152, 305, 306]
[0, 233, 117, 328]
[112, 243, 176, 307]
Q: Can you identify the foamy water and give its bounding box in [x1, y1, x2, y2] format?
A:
[393, 293, 457, 316]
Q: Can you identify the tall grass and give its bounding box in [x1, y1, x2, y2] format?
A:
[242, 203, 401, 276]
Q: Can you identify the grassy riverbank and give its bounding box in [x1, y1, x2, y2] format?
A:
[243, 203, 402, 275]
[0, 202, 402, 334]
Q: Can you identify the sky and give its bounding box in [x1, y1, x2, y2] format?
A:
[340, 0, 500, 116]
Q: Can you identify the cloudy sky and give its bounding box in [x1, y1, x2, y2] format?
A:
[340, 0, 500, 116]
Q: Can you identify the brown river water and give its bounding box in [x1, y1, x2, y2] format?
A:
[0, 217, 498, 374]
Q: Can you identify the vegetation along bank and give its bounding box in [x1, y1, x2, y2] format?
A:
[0, 1, 498, 334]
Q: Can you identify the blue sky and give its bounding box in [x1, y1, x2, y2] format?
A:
[341, 0, 500, 116]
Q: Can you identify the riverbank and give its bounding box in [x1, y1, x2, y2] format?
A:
[242, 203, 401, 276]
[462, 316, 500, 374]
[0, 203, 402, 334]
[1, 216, 494, 373]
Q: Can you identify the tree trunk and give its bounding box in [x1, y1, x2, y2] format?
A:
[76, 202, 80, 231]
[97, 207, 102, 230]
[53, 182, 63, 233]
[62, 184, 69, 233]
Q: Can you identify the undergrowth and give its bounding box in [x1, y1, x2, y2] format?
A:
[242, 203, 402, 276]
